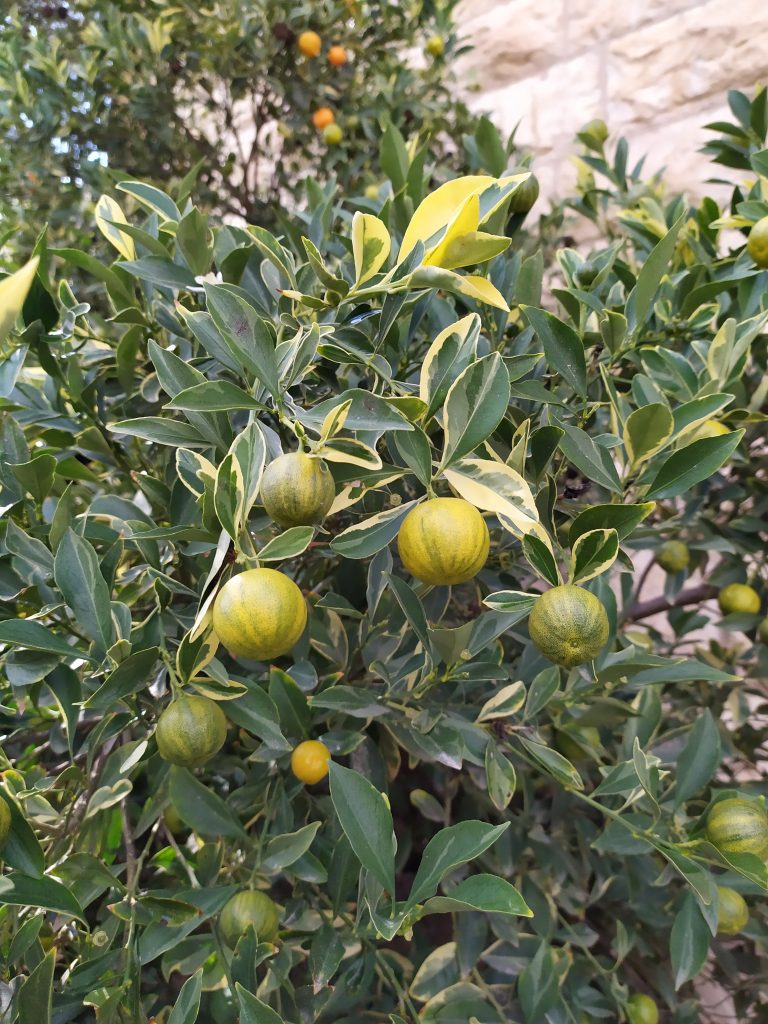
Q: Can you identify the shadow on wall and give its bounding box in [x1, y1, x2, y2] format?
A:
[456, 0, 768, 199]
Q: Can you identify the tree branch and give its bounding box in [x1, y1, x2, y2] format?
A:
[624, 583, 717, 623]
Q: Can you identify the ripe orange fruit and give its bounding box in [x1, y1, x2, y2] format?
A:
[746, 215, 768, 268]
[312, 107, 335, 131]
[397, 498, 489, 586]
[323, 123, 343, 145]
[297, 30, 321, 58]
[328, 45, 347, 66]
[155, 694, 227, 767]
[220, 890, 280, 946]
[212, 568, 307, 661]
[291, 739, 331, 784]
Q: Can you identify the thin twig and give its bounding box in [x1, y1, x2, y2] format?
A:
[623, 583, 717, 623]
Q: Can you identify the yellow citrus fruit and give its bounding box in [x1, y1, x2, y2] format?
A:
[312, 107, 335, 131]
[656, 540, 690, 573]
[425, 34, 445, 57]
[297, 30, 321, 58]
[716, 885, 749, 936]
[291, 739, 331, 784]
[718, 583, 761, 616]
[397, 497, 489, 586]
[364, 184, 380, 200]
[155, 694, 227, 767]
[261, 451, 335, 527]
[706, 797, 768, 857]
[688, 418, 730, 442]
[323, 123, 343, 145]
[0, 799, 11, 850]
[220, 890, 280, 946]
[509, 172, 540, 214]
[746, 215, 768, 268]
[328, 44, 347, 66]
[529, 585, 610, 668]
[212, 568, 307, 661]
[626, 994, 658, 1024]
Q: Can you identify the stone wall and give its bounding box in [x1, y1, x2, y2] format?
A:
[456, 0, 768, 200]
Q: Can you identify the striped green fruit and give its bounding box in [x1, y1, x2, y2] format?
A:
[718, 583, 761, 616]
[716, 885, 749, 936]
[397, 497, 489, 586]
[656, 540, 689, 573]
[261, 451, 335, 528]
[220, 890, 280, 947]
[529, 585, 609, 668]
[212, 568, 307, 660]
[706, 797, 768, 858]
[747, 215, 768, 268]
[0, 799, 11, 850]
[156, 694, 227, 767]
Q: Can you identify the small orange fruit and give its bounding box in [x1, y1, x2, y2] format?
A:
[297, 30, 321, 58]
[328, 45, 347, 66]
[292, 740, 331, 784]
[312, 107, 335, 131]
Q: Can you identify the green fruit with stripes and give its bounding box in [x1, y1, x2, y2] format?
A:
[718, 583, 761, 616]
[716, 885, 749, 936]
[155, 694, 227, 767]
[212, 568, 307, 660]
[220, 890, 280, 946]
[261, 451, 335, 527]
[657, 540, 690, 573]
[397, 497, 489, 585]
[0, 799, 11, 850]
[706, 797, 768, 858]
[747, 215, 768, 268]
[626, 994, 658, 1024]
[528, 585, 609, 668]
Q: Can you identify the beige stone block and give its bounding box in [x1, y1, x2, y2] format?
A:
[565, 0, 701, 44]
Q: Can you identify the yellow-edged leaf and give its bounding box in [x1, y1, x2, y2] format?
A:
[328, 473, 405, 515]
[419, 314, 480, 410]
[443, 458, 551, 547]
[95, 195, 136, 261]
[429, 230, 511, 272]
[398, 176, 495, 263]
[316, 438, 383, 470]
[409, 266, 509, 311]
[0, 256, 39, 345]
[320, 399, 353, 442]
[352, 212, 391, 286]
[425, 192, 481, 265]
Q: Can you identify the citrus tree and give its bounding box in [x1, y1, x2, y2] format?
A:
[0, 0, 472, 254]
[0, 100, 767, 1023]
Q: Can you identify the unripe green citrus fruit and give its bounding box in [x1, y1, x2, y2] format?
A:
[688, 418, 729, 442]
[656, 540, 690, 573]
[718, 583, 761, 616]
[582, 118, 609, 143]
[626, 993, 658, 1024]
[706, 797, 768, 857]
[716, 885, 749, 936]
[323, 123, 343, 145]
[163, 804, 185, 835]
[509, 173, 540, 214]
[220, 890, 280, 946]
[291, 739, 331, 784]
[156, 694, 227, 767]
[0, 799, 11, 850]
[758, 616, 768, 643]
[528, 585, 609, 668]
[261, 451, 335, 527]
[425, 34, 444, 57]
[364, 184, 380, 200]
[212, 568, 307, 660]
[397, 497, 489, 585]
[746, 215, 768, 268]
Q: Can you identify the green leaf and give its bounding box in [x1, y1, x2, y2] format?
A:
[17, 949, 56, 1024]
[328, 763, 395, 895]
[117, 257, 197, 289]
[53, 528, 113, 658]
[518, 943, 559, 1023]
[84, 647, 160, 709]
[0, 256, 40, 346]
[423, 874, 532, 917]
[570, 529, 619, 584]
[624, 403, 674, 465]
[407, 821, 509, 907]
[521, 306, 587, 398]
[330, 500, 417, 559]
[644, 431, 743, 499]
[0, 872, 85, 922]
[569, 502, 654, 544]
[670, 893, 709, 989]
[309, 923, 346, 993]
[258, 527, 315, 562]
[558, 423, 622, 493]
[262, 822, 321, 872]
[204, 284, 279, 399]
[484, 744, 517, 810]
[0, 619, 95, 663]
[236, 984, 285, 1024]
[9, 453, 57, 504]
[519, 738, 584, 790]
[223, 686, 291, 752]
[626, 213, 685, 332]
[117, 180, 181, 221]
[167, 968, 203, 1024]
[419, 314, 480, 421]
[440, 354, 510, 469]
[168, 767, 247, 840]
[522, 534, 560, 586]
[0, 791, 45, 878]
[167, 381, 264, 412]
[351, 212, 391, 285]
[109, 417, 208, 448]
[674, 710, 721, 807]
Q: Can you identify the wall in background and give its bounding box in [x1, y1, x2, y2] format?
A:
[457, 0, 768, 199]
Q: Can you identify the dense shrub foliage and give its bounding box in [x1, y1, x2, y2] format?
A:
[0, 85, 767, 1023]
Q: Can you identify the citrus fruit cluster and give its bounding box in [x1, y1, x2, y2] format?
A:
[297, 32, 347, 66]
